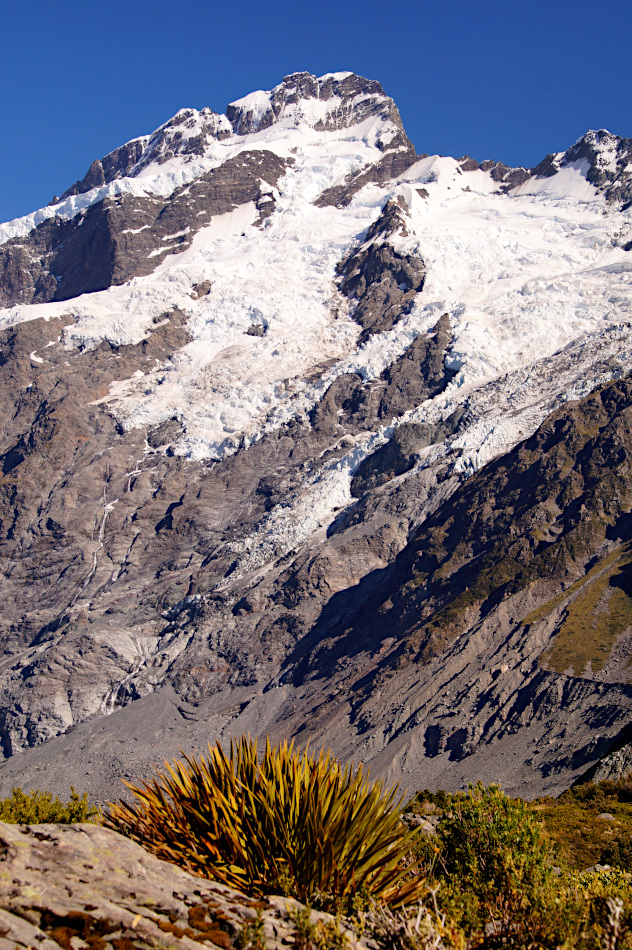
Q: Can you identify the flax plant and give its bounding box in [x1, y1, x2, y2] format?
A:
[102, 736, 424, 908]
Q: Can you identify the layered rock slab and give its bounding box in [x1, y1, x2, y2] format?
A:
[0, 820, 366, 949]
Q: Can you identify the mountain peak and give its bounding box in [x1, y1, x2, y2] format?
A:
[56, 72, 409, 205]
[530, 127, 632, 205]
[225, 71, 406, 143]
[58, 105, 233, 202]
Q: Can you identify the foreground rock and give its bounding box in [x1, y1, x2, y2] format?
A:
[0, 820, 367, 949]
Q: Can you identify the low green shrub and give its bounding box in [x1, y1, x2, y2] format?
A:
[289, 905, 349, 950]
[601, 832, 632, 871]
[102, 736, 425, 910]
[0, 786, 98, 824]
[408, 781, 632, 948]
[425, 783, 553, 943]
[537, 867, 632, 950]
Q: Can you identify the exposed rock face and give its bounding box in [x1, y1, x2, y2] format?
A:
[58, 140, 148, 201]
[457, 157, 531, 192]
[371, 377, 632, 670]
[339, 237, 424, 340]
[0, 302, 460, 764]
[289, 374, 632, 699]
[0, 821, 366, 950]
[351, 421, 449, 497]
[578, 723, 632, 784]
[314, 147, 419, 209]
[59, 108, 234, 201]
[226, 72, 406, 141]
[2, 366, 632, 802]
[0, 151, 289, 305]
[336, 198, 427, 342]
[311, 315, 455, 439]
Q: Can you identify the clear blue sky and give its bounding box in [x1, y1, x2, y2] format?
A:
[1, 0, 630, 224]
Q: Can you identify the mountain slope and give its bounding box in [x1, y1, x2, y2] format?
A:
[0, 72, 631, 799]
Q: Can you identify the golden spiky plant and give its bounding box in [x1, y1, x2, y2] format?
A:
[102, 736, 424, 908]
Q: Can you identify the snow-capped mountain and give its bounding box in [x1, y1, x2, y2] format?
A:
[0, 72, 631, 801]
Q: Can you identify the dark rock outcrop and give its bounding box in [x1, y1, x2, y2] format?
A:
[351, 413, 461, 498]
[335, 198, 426, 342]
[227, 71, 405, 141]
[311, 314, 455, 437]
[0, 151, 289, 306]
[314, 147, 420, 209]
[345, 375, 632, 673]
[58, 139, 148, 201]
[458, 157, 531, 192]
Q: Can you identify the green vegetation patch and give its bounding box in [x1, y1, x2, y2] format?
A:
[521, 545, 626, 629]
[408, 779, 632, 948]
[537, 544, 632, 677]
[533, 774, 632, 871]
[0, 786, 99, 824]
